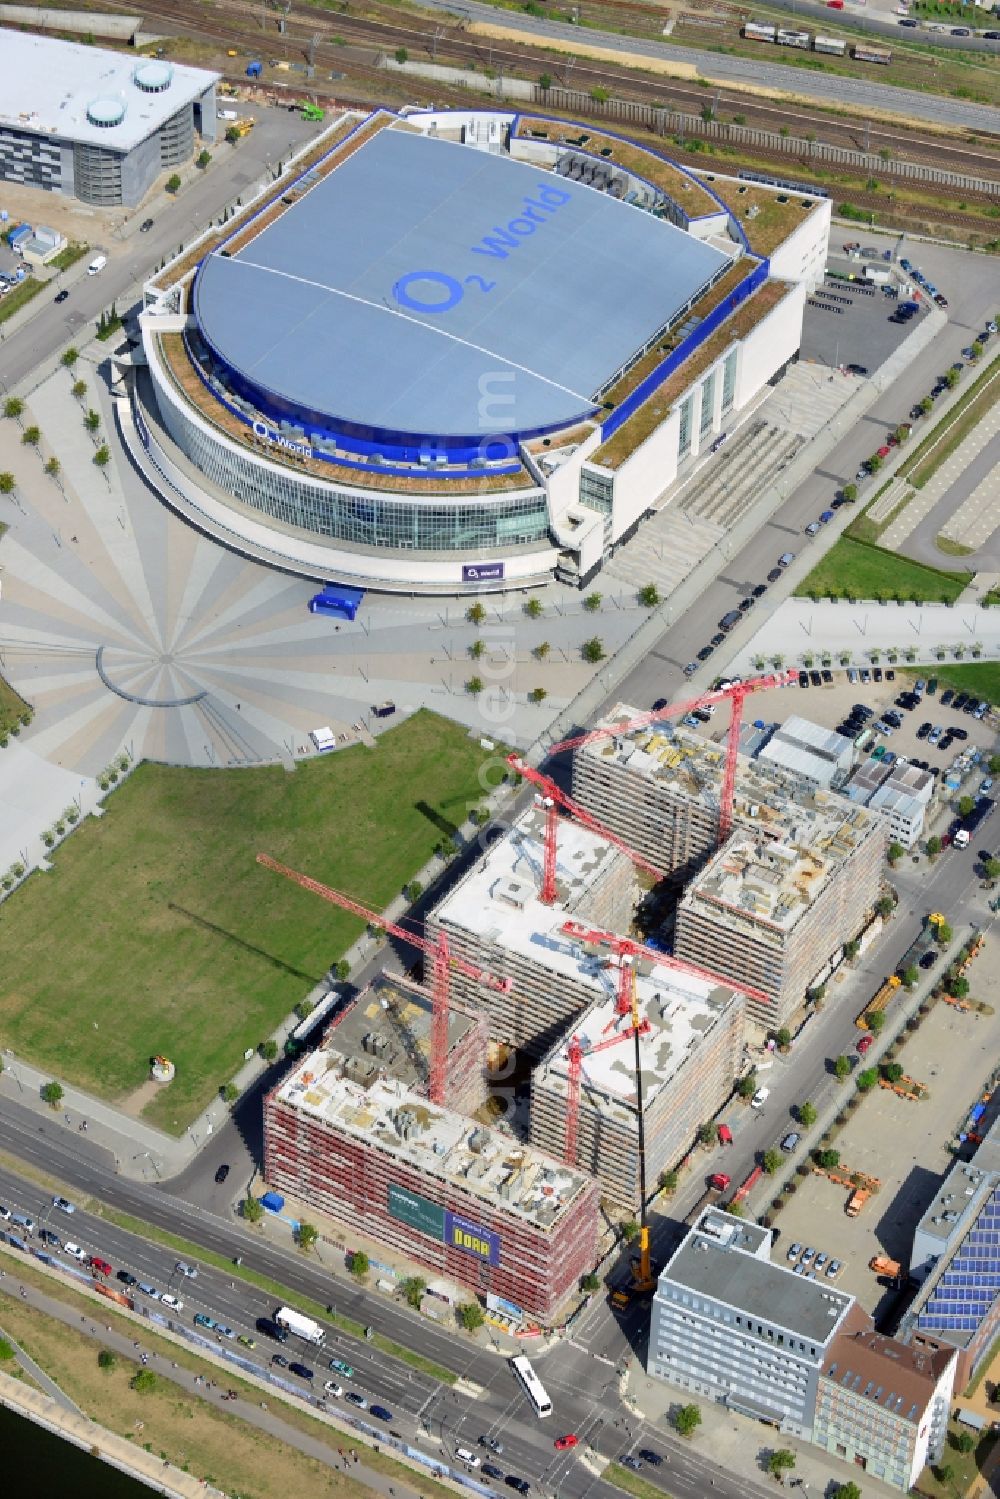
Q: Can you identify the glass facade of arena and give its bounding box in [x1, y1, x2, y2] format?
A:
[699, 371, 717, 437]
[721, 349, 738, 415]
[158, 386, 550, 554]
[678, 394, 694, 459]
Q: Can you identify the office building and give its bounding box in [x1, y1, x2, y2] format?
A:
[647, 1207, 854, 1435]
[815, 1309, 954, 1491]
[757, 715, 854, 791]
[0, 30, 217, 205]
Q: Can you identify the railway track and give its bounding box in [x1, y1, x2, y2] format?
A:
[118, 0, 1000, 194]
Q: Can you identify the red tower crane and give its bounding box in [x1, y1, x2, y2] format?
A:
[506, 756, 666, 903]
[563, 1012, 652, 1168]
[256, 854, 512, 1106]
[559, 920, 770, 1017]
[550, 669, 797, 842]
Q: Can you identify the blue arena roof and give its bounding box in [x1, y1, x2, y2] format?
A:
[193, 125, 731, 452]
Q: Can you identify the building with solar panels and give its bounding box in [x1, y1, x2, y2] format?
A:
[897, 1116, 1000, 1388]
[132, 105, 830, 593]
[0, 29, 218, 206]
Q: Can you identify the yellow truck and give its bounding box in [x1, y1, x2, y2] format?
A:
[856, 975, 901, 1030]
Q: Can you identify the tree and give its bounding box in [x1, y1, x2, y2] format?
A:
[763, 1148, 782, 1174]
[983, 857, 1000, 881]
[881, 1062, 903, 1084]
[830, 1484, 862, 1499]
[242, 1194, 264, 1224]
[934, 920, 953, 946]
[893, 425, 910, 445]
[581, 1272, 600, 1292]
[524, 597, 543, 618]
[84, 408, 101, 433]
[816, 1148, 840, 1170]
[335, 959, 351, 982]
[856, 1067, 878, 1093]
[841, 483, 857, 503]
[97, 1349, 116, 1371]
[658, 1169, 679, 1195]
[959, 794, 975, 818]
[401, 1275, 426, 1308]
[538, 72, 552, 90]
[166, 173, 182, 193]
[465, 676, 484, 696]
[3, 397, 24, 422]
[466, 601, 486, 625]
[44, 457, 60, 480]
[469, 638, 485, 659]
[0, 472, 15, 496]
[533, 641, 550, 660]
[956, 1430, 976, 1454]
[867, 1010, 886, 1035]
[225, 125, 241, 144]
[867, 453, 882, 474]
[130, 1368, 158, 1394]
[887, 841, 905, 865]
[528, 687, 547, 704]
[844, 939, 860, 961]
[768, 1449, 796, 1479]
[93, 445, 111, 469]
[926, 834, 942, 859]
[349, 1250, 369, 1279]
[875, 895, 894, 919]
[674, 1404, 702, 1438]
[41, 1080, 63, 1108]
[697, 1123, 715, 1147]
[638, 583, 661, 608]
[971, 342, 983, 360]
[260, 1039, 279, 1061]
[920, 395, 933, 415]
[946, 368, 960, 389]
[774, 1027, 791, 1051]
[297, 1222, 318, 1251]
[583, 592, 602, 612]
[221, 1081, 238, 1104]
[294, 998, 314, 1021]
[620, 1218, 640, 1243]
[833, 1055, 852, 1080]
[737, 1072, 758, 1100]
[582, 637, 605, 663]
[948, 975, 970, 999]
[901, 964, 919, 990]
[394, 45, 409, 63]
[797, 1101, 817, 1128]
[61, 347, 79, 369]
[935, 1464, 954, 1485]
[197, 149, 212, 169]
[404, 879, 423, 903]
[72, 379, 87, 401]
[989, 755, 1000, 775]
[459, 1301, 485, 1331]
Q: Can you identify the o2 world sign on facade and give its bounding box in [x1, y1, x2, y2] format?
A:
[388, 1183, 500, 1267]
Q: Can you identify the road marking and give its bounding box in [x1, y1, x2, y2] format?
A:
[454, 1377, 484, 1398]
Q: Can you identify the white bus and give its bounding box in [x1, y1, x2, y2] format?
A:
[510, 1355, 552, 1417]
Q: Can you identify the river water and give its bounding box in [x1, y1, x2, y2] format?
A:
[0, 1402, 153, 1495]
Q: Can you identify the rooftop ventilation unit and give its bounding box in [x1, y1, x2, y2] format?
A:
[87, 96, 126, 129]
[133, 60, 174, 94]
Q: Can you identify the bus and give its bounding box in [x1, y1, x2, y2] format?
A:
[510, 1355, 552, 1417]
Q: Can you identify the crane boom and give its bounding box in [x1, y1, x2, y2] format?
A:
[564, 1016, 651, 1167]
[560, 918, 772, 1009]
[255, 853, 511, 1105]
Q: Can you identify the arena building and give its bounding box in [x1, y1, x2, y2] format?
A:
[0, 29, 217, 206]
[128, 105, 829, 593]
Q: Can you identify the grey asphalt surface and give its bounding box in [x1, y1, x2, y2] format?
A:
[902, 425, 1000, 570]
[425, 0, 1000, 131]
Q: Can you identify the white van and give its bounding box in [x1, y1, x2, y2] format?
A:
[751, 1086, 770, 1110]
[87, 254, 108, 276]
[455, 1448, 480, 1468]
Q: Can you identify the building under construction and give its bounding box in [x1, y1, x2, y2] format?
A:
[571, 707, 885, 1026]
[426, 803, 638, 1056]
[314, 972, 488, 1115]
[529, 945, 745, 1210]
[676, 797, 885, 1027]
[263, 1044, 599, 1321]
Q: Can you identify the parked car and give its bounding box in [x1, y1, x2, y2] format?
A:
[805, 521, 821, 537]
[38, 1229, 62, 1248]
[370, 1405, 394, 1423]
[64, 1242, 88, 1263]
[857, 1034, 874, 1056]
[88, 1256, 113, 1277]
[345, 1391, 368, 1409]
[271, 1353, 289, 1367]
[483, 1464, 505, 1482]
[826, 1259, 843, 1279]
[456, 1447, 481, 1467]
[118, 1271, 139, 1287]
[140, 218, 155, 232]
[638, 1451, 663, 1467]
[324, 1380, 344, 1397]
[786, 1242, 803, 1262]
[781, 1132, 801, 1152]
[137, 1282, 160, 1300]
[621, 1458, 643, 1473]
[214, 1164, 230, 1184]
[161, 1293, 184, 1311]
[54, 288, 70, 304]
[751, 1086, 770, 1109]
[289, 1363, 314, 1381]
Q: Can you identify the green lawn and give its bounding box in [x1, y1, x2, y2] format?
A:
[0, 711, 499, 1132]
[794, 538, 970, 604]
[0, 276, 43, 325]
[901, 663, 1000, 705]
[49, 242, 88, 272]
[0, 526, 31, 733]
[917, 1417, 997, 1498]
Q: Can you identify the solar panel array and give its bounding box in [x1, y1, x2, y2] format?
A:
[917, 1183, 1000, 1334]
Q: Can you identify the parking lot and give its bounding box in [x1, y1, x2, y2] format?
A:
[767, 971, 1000, 1320]
[699, 670, 998, 815]
[800, 252, 933, 373]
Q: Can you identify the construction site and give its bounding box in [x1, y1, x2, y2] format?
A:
[257, 672, 893, 1319]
